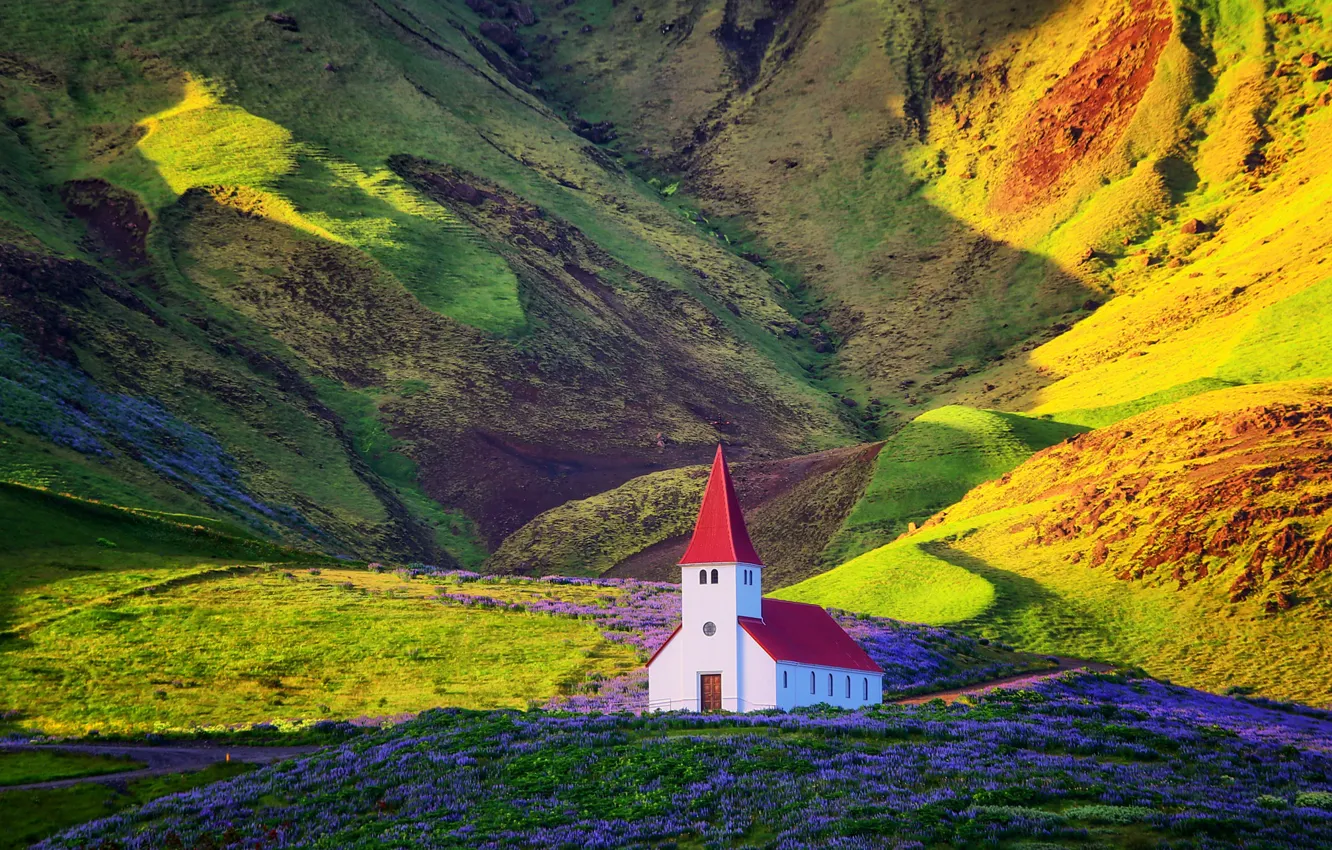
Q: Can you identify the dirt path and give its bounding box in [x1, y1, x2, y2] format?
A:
[0, 742, 324, 791]
[893, 656, 1115, 706]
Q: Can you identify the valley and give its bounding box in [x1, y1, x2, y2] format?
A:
[3, 0, 1332, 845]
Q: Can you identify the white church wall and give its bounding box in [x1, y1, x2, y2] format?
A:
[646, 632, 685, 712]
[782, 663, 883, 710]
[675, 564, 746, 710]
[737, 629, 778, 712]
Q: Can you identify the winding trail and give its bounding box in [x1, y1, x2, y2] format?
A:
[893, 656, 1115, 706]
[0, 742, 323, 791]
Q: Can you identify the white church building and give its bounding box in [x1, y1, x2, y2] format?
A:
[647, 445, 883, 712]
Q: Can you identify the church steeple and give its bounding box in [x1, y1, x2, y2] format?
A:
[679, 444, 763, 566]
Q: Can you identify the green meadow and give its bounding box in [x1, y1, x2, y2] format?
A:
[0, 749, 143, 787]
[0, 485, 637, 736]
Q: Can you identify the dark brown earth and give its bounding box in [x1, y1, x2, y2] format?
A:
[59, 179, 152, 267]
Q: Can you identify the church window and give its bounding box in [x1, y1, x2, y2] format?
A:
[699, 569, 707, 585]
[827, 673, 833, 696]
[783, 670, 788, 688]
[710, 569, 719, 584]
[863, 678, 869, 700]
[810, 671, 815, 693]
[845, 676, 851, 698]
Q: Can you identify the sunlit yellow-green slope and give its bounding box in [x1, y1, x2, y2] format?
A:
[776, 380, 1332, 704]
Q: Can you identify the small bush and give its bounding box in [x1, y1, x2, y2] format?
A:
[1296, 792, 1332, 809]
[1256, 795, 1288, 810]
[1064, 804, 1158, 824]
[96, 537, 117, 548]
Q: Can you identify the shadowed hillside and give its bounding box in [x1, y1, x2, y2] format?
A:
[4, 0, 1332, 708]
[0, 0, 868, 560]
[487, 443, 882, 587]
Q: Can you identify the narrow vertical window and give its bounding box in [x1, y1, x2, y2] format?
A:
[827, 673, 833, 696]
[863, 678, 869, 701]
[710, 568, 718, 584]
[783, 670, 788, 688]
[699, 569, 707, 585]
[845, 676, 851, 698]
[810, 671, 815, 693]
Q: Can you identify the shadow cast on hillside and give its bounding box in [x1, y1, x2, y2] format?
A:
[919, 539, 1115, 660]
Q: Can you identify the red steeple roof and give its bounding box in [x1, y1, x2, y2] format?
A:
[679, 444, 763, 566]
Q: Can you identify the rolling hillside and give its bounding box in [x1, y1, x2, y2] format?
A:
[0, 0, 858, 564]
[3, 0, 1332, 708]
[776, 381, 1332, 704]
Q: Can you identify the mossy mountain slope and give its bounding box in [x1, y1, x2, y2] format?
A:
[529, 0, 1332, 417]
[488, 442, 882, 587]
[492, 407, 1079, 586]
[0, 0, 859, 560]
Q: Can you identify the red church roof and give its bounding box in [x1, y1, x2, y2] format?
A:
[678, 444, 763, 566]
[739, 599, 882, 673]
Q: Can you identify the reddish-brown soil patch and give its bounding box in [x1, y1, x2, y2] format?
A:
[60, 179, 151, 267]
[993, 0, 1173, 213]
[951, 399, 1332, 611]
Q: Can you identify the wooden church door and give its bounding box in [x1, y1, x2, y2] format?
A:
[700, 674, 721, 710]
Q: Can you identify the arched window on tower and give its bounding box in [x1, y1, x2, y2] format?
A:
[810, 671, 815, 693]
[710, 569, 719, 584]
[845, 676, 851, 698]
[863, 677, 869, 701]
[827, 673, 833, 696]
[699, 569, 707, 585]
[783, 670, 788, 688]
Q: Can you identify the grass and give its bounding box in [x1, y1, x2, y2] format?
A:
[822, 407, 1085, 564]
[0, 482, 317, 629]
[783, 381, 1332, 705]
[0, 761, 254, 850]
[487, 465, 706, 577]
[0, 0, 853, 567]
[774, 510, 1014, 625]
[0, 567, 639, 735]
[310, 379, 487, 567]
[0, 749, 144, 786]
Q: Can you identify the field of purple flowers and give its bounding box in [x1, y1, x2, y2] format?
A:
[426, 571, 1048, 709]
[41, 671, 1332, 849]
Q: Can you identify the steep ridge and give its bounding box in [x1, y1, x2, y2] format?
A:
[492, 405, 1078, 584]
[529, 0, 1332, 417]
[0, 0, 860, 559]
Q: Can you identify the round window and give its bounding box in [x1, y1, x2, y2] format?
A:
[702, 621, 716, 636]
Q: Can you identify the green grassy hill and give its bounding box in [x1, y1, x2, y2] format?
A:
[492, 408, 1081, 583]
[0, 485, 637, 734]
[777, 381, 1332, 704]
